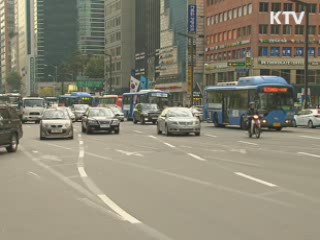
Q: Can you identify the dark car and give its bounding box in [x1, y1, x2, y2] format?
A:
[81, 107, 120, 134]
[0, 105, 23, 153]
[132, 103, 160, 124]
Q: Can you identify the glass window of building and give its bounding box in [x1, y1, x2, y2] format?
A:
[283, 3, 293, 11]
[295, 47, 304, 57]
[271, 47, 280, 57]
[283, 25, 292, 35]
[271, 3, 281, 12]
[259, 2, 269, 12]
[243, 5, 247, 16]
[295, 3, 304, 12]
[271, 25, 280, 34]
[211, 16, 214, 25]
[238, 7, 242, 17]
[308, 25, 316, 35]
[318, 48, 320, 57]
[247, 26, 251, 35]
[309, 4, 317, 13]
[259, 24, 268, 34]
[295, 25, 304, 35]
[233, 8, 237, 18]
[215, 14, 219, 23]
[228, 10, 232, 20]
[248, 4, 252, 14]
[308, 47, 315, 57]
[207, 17, 210, 26]
[223, 11, 228, 21]
[219, 13, 223, 22]
[296, 70, 304, 84]
[258, 47, 268, 56]
[282, 47, 292, 57]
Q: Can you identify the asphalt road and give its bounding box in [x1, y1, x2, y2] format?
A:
[1, 121, 320, 240]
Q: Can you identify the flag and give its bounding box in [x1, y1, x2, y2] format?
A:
[130, 76, 140, 93]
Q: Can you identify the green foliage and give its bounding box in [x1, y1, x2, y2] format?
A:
[5, 71, 22, 92]
[85, 56, 104, 78]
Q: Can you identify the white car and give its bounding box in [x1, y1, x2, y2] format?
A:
[294, 109, 320, 128]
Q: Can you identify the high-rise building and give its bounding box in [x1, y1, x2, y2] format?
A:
[157, 0, 205, 106]
[77, 0, 105, 55]
[134, 0, 160, 86]
[0, 0, 16, 93]
[205, 0, 320, 106]
[35, 0, 78, 93]
[105, 0, 135, 94]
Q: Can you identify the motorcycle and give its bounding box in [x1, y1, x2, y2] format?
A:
[248, 114, 261, 139]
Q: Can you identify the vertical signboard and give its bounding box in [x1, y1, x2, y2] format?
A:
[188, 4, 197, 33]
[30, 57, 35, 94]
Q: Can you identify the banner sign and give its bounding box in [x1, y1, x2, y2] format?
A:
[188, 5, 197, 33]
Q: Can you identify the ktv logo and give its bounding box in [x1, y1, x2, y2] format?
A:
[270, 11, 305, 25]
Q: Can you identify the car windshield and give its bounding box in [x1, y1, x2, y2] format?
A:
[109, 107, 122, 114]
[74, 104, 89, 111]
[167, 109, 193, 118]
[88, 108, 114, 117]
[142, 104, 159, 111]
[42, 110, 68, 119]
[23, 99, 44, 107]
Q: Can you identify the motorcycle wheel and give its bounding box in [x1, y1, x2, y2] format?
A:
[254, 125, 261, 139]
[248, 128, 252, 138]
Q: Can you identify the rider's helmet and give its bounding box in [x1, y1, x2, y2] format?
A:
[249, 101, 255, 110]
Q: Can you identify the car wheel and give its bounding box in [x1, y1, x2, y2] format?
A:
[292, 119, 297, 127]
[115, 128, 120, 134]
[141, 118, 145, 125]
[308, 120, 315, 128]
[6, 133, 18, 153]
[86, 126, 91, 134]
[165, 125, 171, 136]
[133, 116, 138, 124]
[195, 132, 200, 136]
[152, 121, 157, 125]
[69, 128, 74, 139]
[81, 125, 85, 133]
[157, 123, 162, 135]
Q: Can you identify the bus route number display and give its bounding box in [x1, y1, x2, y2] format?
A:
[150, 93, 168, 98]
[263, 87, 288, 93]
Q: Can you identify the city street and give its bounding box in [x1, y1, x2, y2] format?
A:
[1, 121, 320, 240]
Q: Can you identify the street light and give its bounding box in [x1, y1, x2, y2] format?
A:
[289, 0, 310, 109]
[104, 53, 112, 94]
[177, 32, 195, 107]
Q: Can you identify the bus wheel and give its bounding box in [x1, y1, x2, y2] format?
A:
[213, 113, 219, 127]
[275, 127, 282, 131]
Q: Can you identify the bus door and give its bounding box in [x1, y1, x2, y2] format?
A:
[222, 94, 230, 124]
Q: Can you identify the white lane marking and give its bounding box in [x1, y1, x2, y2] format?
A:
[148, 135, 157, 139]
[42, 155, 62, 162]
[180, 145, 192, 149]
[205, 134, 217, 138]
[78, 134, 82, 138]
[230, 149, 247, 154]
[79, 140, 84, 145]
[32, 150, 39, 154]
[187, 153, 206, 162]
[235, 172, 277, 187]
[41, 142, 72, 150]
[164, 142, 175, 148]
[297, 152, 320, 158]
[115, 149, 143, 157]
[78, 167, 88, 178]
[238, 141, 258, 146]
[27, 171, 41, 179]
[300, 135, 320, 140]
[79, 150, 85, 158]
[98, 194, 141, 224]
[134, 130, 143, 134]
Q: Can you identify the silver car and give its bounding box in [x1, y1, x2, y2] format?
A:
[106, 105, 125, 122]
[57, 107, 76, 122]
[157, 107, 201, 136]
[40, 109, 74, 140]
[71, 104, 89, 121]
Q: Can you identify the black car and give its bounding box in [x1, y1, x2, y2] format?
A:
[132, 103, 161, 124]
[81, 107, 120, 134]
[0, 105, 23, 153]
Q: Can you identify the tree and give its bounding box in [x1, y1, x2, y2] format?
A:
[85, 55, 104, 78]
[5, 71, 22, 92]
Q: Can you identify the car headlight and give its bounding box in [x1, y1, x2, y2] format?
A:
[111, 119, 119, 125]
[88, 120, 97, 124]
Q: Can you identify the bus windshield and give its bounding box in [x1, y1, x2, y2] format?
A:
[258, 92, 294, 112]
[99, 98, 116, 105]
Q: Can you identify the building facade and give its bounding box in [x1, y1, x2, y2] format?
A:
[77, 0, 105, 55]
[205, 0, 320, 106]
[134, 0, 160, 87]
[0, 0, 15, 93]
[157, 0, 205, 106]
[105, 0, 135, 94]
[34, 0, 78, 95]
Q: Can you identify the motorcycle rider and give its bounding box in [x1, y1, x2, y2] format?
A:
[246, 101, 259, 129]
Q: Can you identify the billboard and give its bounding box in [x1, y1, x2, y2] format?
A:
[188, 4, 197, 33]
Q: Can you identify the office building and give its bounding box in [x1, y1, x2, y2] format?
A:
[105, 0, 135, 94]
[205, 0, 320, 105]
[77, 0, 105, 55]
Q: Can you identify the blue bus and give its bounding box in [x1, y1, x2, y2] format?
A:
[122, 90, 172, 120]
[58, 95, 78, 107]
[70, 92, 94, 106]
[203, 76, 295, 130]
